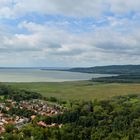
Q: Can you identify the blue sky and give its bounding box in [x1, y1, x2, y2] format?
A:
[0, 0, 140, 67]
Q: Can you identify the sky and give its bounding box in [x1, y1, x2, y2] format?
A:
[0, 0, 140, 67]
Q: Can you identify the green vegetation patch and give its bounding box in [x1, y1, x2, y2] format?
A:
[6, 81, 140, 101]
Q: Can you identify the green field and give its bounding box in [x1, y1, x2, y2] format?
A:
[6, 81, 140, 101]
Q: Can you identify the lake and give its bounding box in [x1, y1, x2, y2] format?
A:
[0, 69, 112, 82]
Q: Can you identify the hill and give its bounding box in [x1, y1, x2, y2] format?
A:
[68, 65, 140, 74]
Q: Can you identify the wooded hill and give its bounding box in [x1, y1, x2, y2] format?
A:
[68, 65, 140, 74]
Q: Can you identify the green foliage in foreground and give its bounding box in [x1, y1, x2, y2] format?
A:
[1, 94, 140, 140]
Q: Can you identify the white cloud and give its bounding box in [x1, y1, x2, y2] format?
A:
[0, 0, 140, 19]
[0, 0, 140, 66]
[6, 21, 140, 65]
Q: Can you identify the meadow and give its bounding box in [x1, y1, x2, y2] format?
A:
[6, 81, 140, 101]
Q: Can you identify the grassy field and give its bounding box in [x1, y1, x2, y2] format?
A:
[6, 81, 140, 101]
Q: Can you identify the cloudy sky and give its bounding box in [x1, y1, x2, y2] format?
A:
[0, 0, 140, 67]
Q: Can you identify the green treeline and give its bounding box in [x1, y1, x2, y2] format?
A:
[92, 74, 140, 83]
[0, 84, 42, 101]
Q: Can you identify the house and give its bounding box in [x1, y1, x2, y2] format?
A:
[37, 121, 47, 128]
[15, 118, 29, 129]
[0, 126, 5, 134]
[31, 115, 36, 120]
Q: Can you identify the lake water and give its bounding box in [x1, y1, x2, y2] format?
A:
[0, 69, 112, 82]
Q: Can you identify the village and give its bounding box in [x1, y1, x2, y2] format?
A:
[0, 99, 64, 134]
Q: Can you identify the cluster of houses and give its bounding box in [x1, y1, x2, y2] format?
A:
[0, 99, 64, 134]
[0, 113, 29, 133]
[19, 100, 63, 116]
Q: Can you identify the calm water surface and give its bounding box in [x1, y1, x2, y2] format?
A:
[0, 69, 112, 82]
